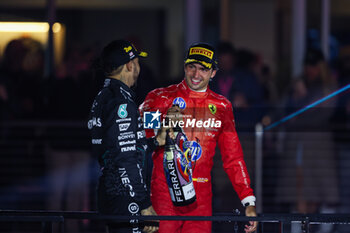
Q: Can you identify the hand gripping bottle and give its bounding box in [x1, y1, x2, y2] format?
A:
[163, 129, 196, 206]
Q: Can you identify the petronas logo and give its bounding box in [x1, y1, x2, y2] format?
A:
[118, 104, 128, 118]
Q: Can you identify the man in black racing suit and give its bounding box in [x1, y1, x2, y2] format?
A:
[88, 40, 163, 233]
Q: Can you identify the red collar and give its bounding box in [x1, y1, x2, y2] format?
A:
[179, 80, 209, 98]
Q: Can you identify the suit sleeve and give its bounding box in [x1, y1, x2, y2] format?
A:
[107, 99, 151, 210]
[217, 102, 255, 204]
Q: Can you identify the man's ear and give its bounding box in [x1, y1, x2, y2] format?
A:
[125, 60, 133, 72]
[211, 69, 217, 78]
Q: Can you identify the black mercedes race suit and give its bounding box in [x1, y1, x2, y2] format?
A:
[88, 78, 157, 233]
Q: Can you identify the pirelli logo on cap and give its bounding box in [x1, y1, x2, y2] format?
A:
[189, 47, 213, 59]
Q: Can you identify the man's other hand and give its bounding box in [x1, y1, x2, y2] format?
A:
[244, 206, 258, 233]
[141, 205, 158, 233]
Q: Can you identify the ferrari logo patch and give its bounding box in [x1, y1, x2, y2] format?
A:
[208, 104, 217, 115]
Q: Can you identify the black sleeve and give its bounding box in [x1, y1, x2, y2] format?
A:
[106, 99, 151, 210]
[140, 136, 159, 189]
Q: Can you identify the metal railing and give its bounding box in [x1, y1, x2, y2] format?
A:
[0, 210, 350, 233]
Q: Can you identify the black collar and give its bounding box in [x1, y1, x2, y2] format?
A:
[104, 78, 136, 100]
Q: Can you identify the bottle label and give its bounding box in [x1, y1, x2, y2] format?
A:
[164, 128, 196, 206]
[166, 158, 184, 203]
[165, 150, 174, 160]
[182, 182, 195, 200]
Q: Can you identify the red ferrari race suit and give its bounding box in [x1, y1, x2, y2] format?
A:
[139, 80, 255, 233]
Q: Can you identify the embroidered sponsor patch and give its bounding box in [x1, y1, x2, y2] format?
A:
[189, 47, 213, 59]
[128, 202, 139, 214]
[208, 104, 217, 115]
[124, 46, 132, 53]
[119, 123, 130, 131]
[118, 104, 128, 118]
[173, 97, 186, 110]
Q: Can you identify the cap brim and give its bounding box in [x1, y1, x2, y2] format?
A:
[185, 58, 212, 69]
[138, 51, 148, 57]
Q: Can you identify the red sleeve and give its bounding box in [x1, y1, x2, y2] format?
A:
[217, 102, 255, 201]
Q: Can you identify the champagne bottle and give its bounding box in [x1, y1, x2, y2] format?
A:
[163, 130, 196, 206]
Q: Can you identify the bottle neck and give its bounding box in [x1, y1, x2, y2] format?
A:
[165, 129, 175, 147]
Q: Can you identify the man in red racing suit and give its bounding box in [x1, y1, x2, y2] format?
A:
[139, 43, 257, 233]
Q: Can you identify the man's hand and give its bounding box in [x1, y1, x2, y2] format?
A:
[141, 205, 158, 233]
[154, 105, 181, 146]
[166, 105, 182, 123]
[155, 126, 175, 146]
[244, 206, 258, 233]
